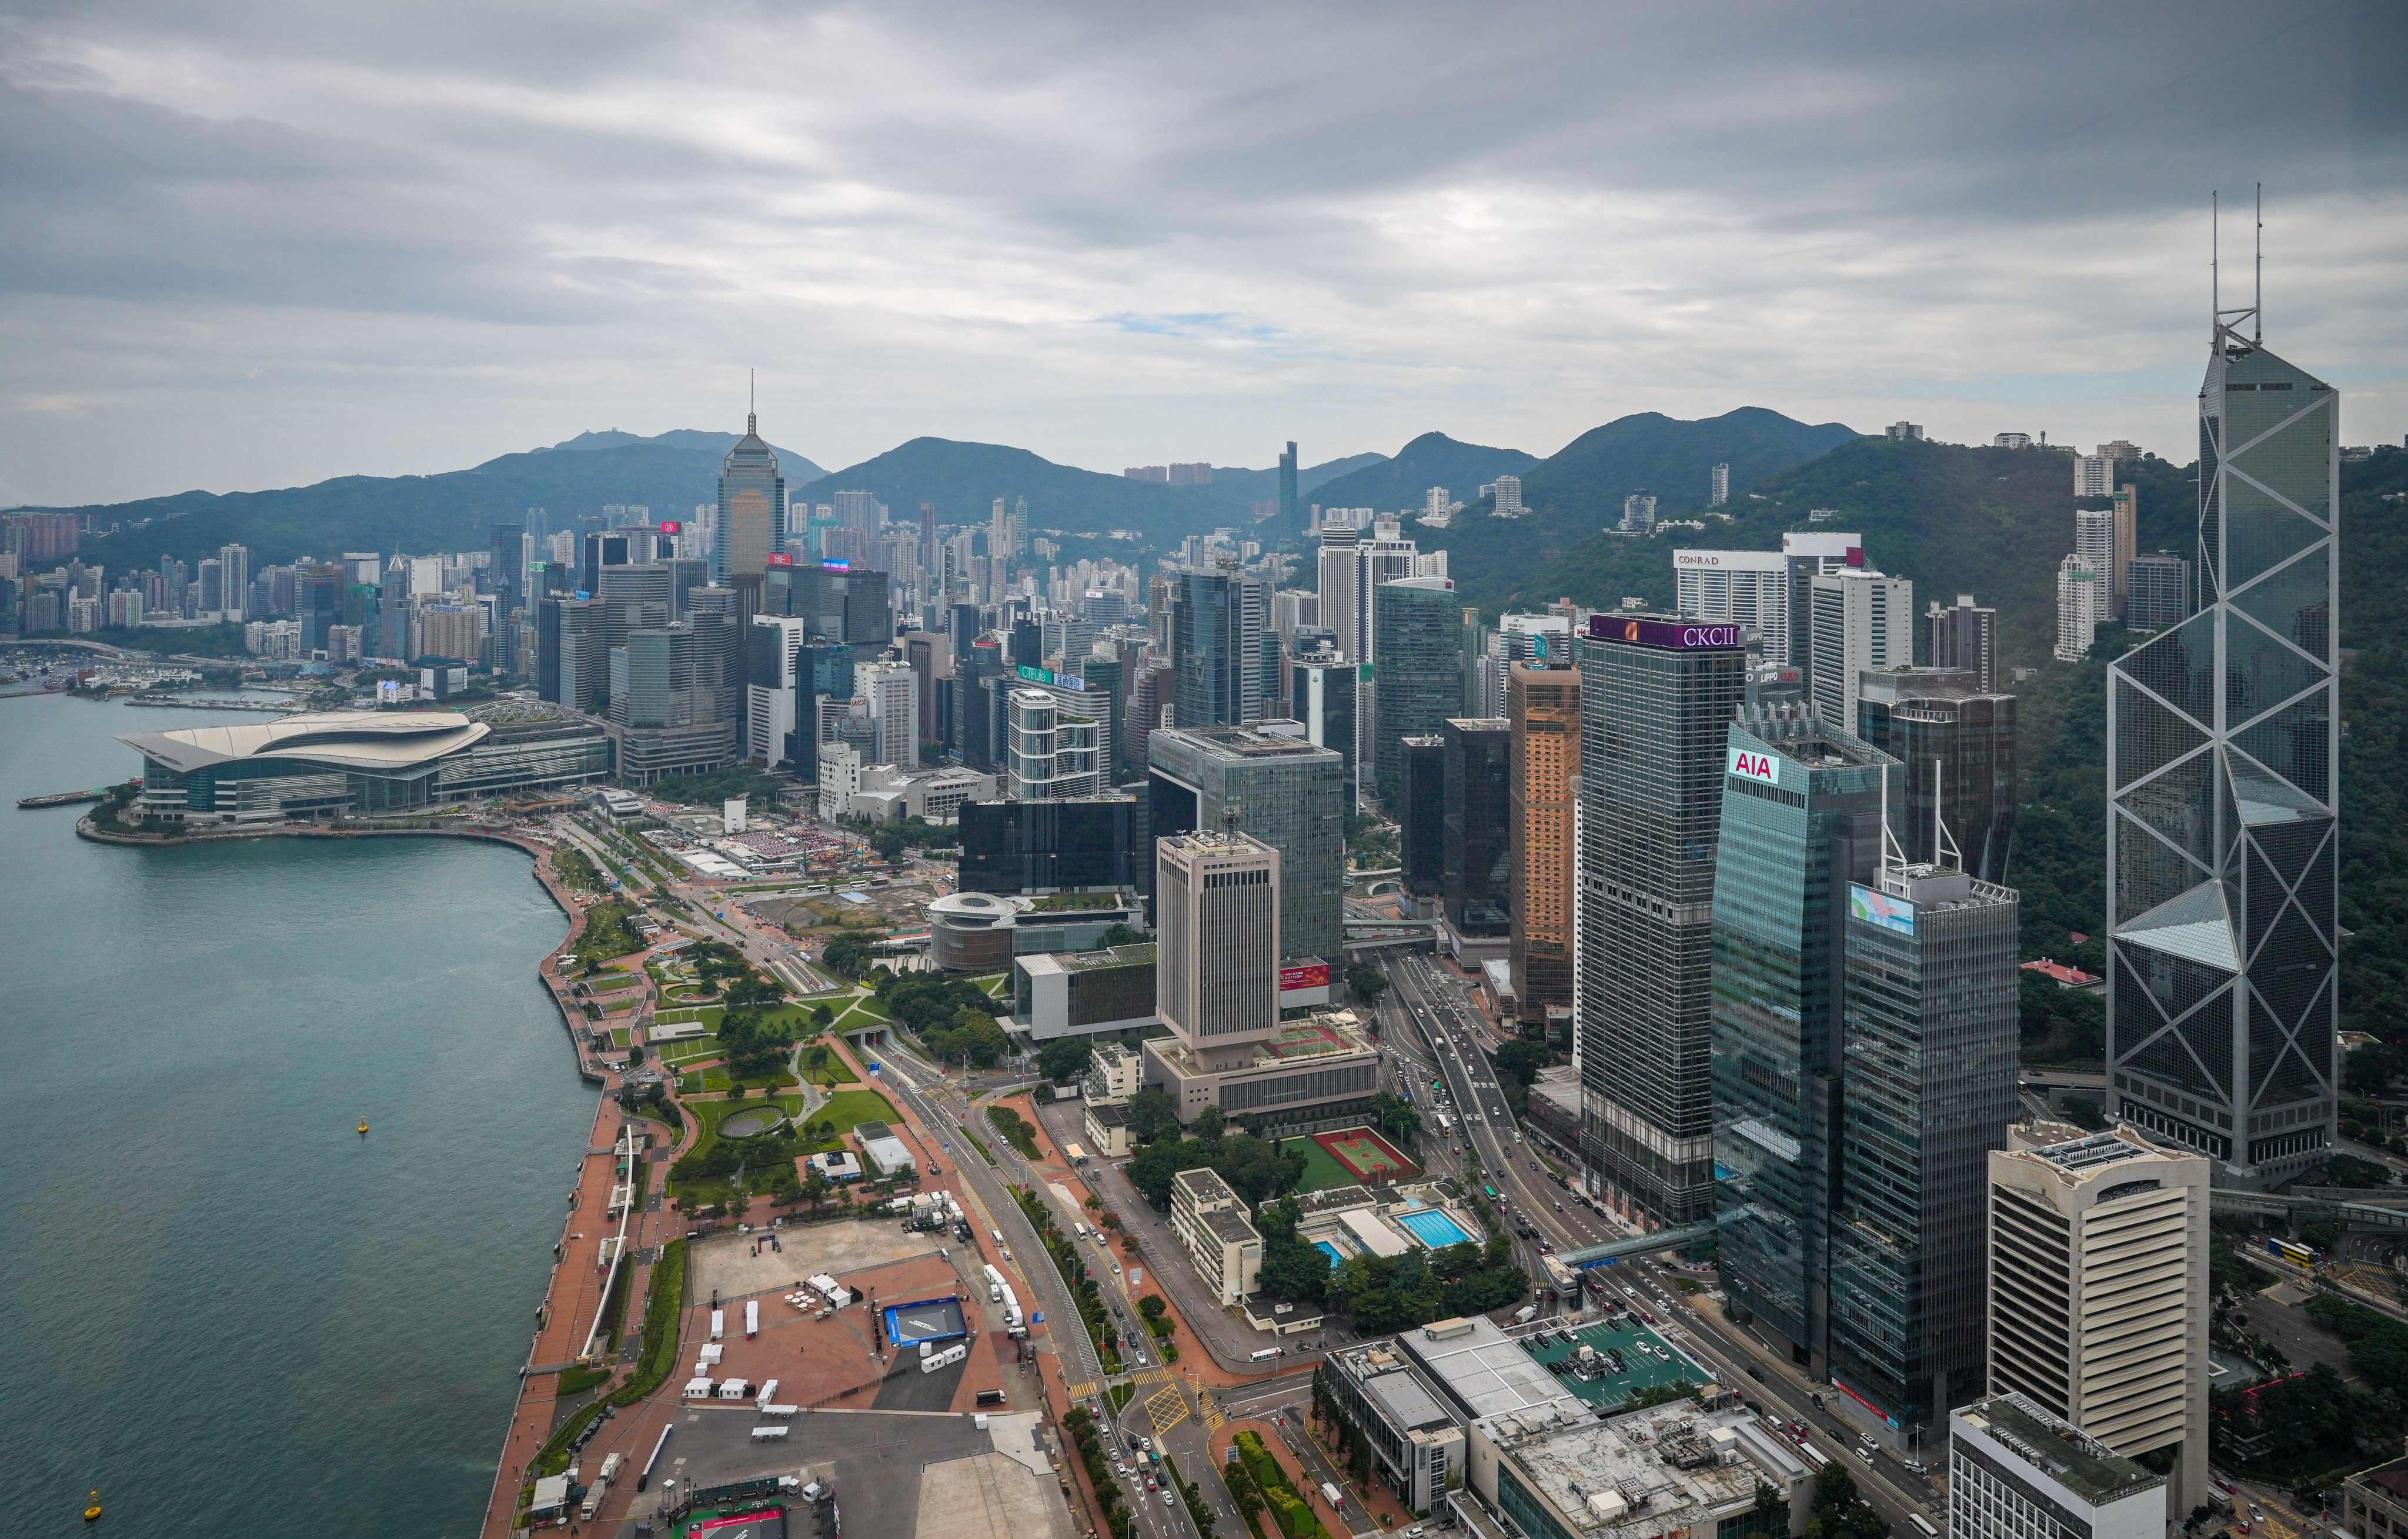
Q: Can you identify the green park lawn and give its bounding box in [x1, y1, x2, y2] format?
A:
[656, 1035, 722, 1067]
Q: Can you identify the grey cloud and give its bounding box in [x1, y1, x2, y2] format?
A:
[0, 0, 2403, 506]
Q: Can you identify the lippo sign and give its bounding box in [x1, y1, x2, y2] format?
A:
[1584, 615, 1745, 650]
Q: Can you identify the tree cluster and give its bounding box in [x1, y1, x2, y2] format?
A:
[1126, 1123, 1307, 1210]
[2212, 1359, 2402, 1479]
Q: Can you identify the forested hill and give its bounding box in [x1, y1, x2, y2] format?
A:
[62, 430, 825, 571]
[1406, 407, 1858, 620]
[1448, 433, 2193, 674]
[1986, 445, 2408, 1049]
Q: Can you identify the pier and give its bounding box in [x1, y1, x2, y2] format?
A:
[16, 789, 105, 810]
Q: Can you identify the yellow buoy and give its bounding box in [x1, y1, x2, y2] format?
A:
[85, 1489, 102, 1521]
[358, 1119, 369, 1136]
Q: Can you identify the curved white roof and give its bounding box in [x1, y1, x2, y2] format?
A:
[119, 710, 489, 774]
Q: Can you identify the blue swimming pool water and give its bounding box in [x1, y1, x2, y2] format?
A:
[1394, 1209, 1475, 1248]
[1315, 1240, 1345, 1268]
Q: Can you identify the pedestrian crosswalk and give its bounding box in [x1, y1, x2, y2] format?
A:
[1066, 1380, 1100, 1400]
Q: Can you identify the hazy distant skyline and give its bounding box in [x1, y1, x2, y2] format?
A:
[4, 0, 2403, 507]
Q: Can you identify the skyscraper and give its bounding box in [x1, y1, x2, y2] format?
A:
[2107, 299, 2339, 1181]
[1155, 831, 1281, 1070]
[1856, 667, 2019, 884]
[2111, 484, 2139, 620]
[1578, 613, 1749, 1225]
[1368, 575, 1460, 790]
[2054, 553, 2103, 661]
[1711, 462, 1731, 508]
[1675, 550, 1792, 665]
[1508, 663, 1579, 1036]
[2075, 507, 2116, 608]
[715, 406, 785, 620]
[2125, 552, 2193, 631]
[1988, 1125, 2210, 1515]
[1922, 594, 1999, 693]
[1781, 531, 1865, 695]
[1147, 725, 1345, 962]
[1007, 686, 1104, 799]
[1827, 857, 2019, 1440]
[1315, 526, 1362, 661]
[1290, 651, 1360, 805]
[1711, 702, 1892, 1361]
[1169, 566, 1270, 729]
[1279, 441, 1301, 542]
[1441, 717, 1512, 944]
[1808, 567, 1912, 730]
[1400, 735, 1447, 907]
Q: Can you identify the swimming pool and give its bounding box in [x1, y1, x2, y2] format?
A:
[1392, 1208, 1475, 1248]
[1315, 1240, 1345, 1268]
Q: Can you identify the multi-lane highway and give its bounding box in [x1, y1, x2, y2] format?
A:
[1370, 950, 1945, 1537]
[871, 1039, 1233, 1539]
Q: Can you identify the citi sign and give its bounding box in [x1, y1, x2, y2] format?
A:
[1730, 748, 1780, 784]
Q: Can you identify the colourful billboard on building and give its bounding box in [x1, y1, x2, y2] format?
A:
[1849, 883, 1916, 936]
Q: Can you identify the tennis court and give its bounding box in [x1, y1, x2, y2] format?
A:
[1311, 1126, 1419, 1184]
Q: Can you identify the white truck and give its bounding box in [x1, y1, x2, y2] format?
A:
[983, 1263, 1007, 1302]
[1321, 1481, 1344, 1508]
[710, 1308, 725, 1341]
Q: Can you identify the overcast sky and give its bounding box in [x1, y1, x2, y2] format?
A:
[2, 0, 2403, 507]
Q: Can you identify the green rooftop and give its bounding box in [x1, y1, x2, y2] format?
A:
[1961, 1394, 2163, 1507]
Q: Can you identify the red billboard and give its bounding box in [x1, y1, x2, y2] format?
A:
[1280, 963, 1331, 992]
[765, 552, 794, 567]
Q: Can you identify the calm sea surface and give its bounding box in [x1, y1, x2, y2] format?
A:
[0, 690, 594, 1535]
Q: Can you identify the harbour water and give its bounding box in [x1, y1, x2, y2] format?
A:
[0, 690, 596, 1534]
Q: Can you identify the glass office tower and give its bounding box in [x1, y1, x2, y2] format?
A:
[2107, 303, 2339, 1184]
[1578, 615, 1750, 1227]
[1370, 577, 1462, 792]
[1710, 702, 1891, 1364]
[1441, 717, 1512, 941]
[1828, 863, 2019, 1440]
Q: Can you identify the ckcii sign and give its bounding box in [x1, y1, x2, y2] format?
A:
[1584, 616, 1744, 650]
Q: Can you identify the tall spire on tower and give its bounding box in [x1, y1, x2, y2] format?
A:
[748, 368, 756, 435]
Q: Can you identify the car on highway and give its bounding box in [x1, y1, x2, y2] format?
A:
[1164, 1490, 1177, 1507]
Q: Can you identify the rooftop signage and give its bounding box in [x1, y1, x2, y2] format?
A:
[1584, 615, 1745, 650]
[765, 553, 794, 567]
[1016, 663, 1090, 691]
[1850, 883, 1916, 936]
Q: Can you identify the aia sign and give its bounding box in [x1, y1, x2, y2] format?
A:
[1729, 747, 1779, 784]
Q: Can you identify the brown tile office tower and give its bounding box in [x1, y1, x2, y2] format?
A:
[1509, 662, 1579, 1039]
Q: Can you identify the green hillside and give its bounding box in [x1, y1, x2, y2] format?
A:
[58, 430, 826, 570]
[1304, 432, 1537, 513]
[1922, 446, 2406, 1043]
[800, 438, 1386, 539]
[1411, 407, 1859, 620]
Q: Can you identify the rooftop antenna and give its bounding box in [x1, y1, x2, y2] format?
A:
[747, 368, 757, 433]
[1879, 762, 1907, 880]
[1933, 756, 1962, 872]
[2211, 189, 2219, 331]
[2255, 182, 2263, 343]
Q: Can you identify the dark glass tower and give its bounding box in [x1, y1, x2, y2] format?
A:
[1710, 702, 1890, 1363]
[1577, 615, 1749, 1226]
[2107, 303, 2339, 1183]
[1855, 667, 2018, 884]
[1441, 717, 1511, 939]
[1828, 862, 2019, 1438]
[1280, 441, 1301, 542]
[1370, 577, 1462, 791]
[1400, 735, 1447, 905]
[1169, 567, 1268, 729]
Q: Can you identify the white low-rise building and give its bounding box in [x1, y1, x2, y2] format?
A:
[1950, 1394, 2165, 1539]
